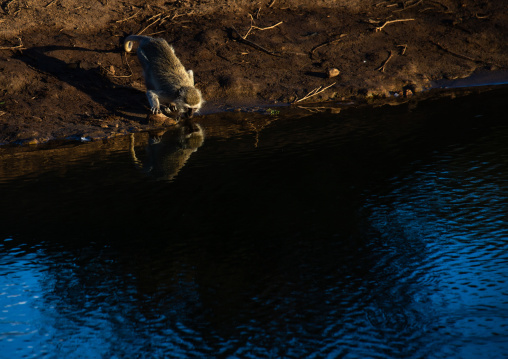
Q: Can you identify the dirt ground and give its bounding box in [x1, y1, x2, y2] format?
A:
[1, 0, 507, 145]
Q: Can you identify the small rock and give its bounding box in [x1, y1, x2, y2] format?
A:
[327, 68, 340, 78]
[147, 113, 178, 126]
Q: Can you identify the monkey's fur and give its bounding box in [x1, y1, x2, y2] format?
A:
[124, 35, 203, 118]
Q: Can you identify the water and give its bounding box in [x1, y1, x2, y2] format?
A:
[1, 86, 508, 358]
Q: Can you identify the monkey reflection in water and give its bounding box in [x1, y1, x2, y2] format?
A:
[130, 120, 204, 181]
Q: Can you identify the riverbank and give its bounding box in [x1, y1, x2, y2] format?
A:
[1, 0, 507, 145]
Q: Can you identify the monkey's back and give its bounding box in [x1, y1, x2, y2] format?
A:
[138, 38, 193, 93]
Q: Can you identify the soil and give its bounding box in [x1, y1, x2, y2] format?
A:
[1, 0, 507, 145]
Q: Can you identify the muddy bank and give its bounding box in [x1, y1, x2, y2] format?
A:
[1, 0, 507, 145]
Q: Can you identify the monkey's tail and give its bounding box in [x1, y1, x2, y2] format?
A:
[124, 35, 153, 52]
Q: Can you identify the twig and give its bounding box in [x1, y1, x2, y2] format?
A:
[430, 40, 481, 63]
[115, 9, 141, 23]
[267, 0, 276, 8]
[375, 51, 394, 72]
[137, 12, 164, 35]
[475, 13, 489, 19]
[251, 21, 283, 32]
[293, 82, 336, 103]
[375, 18, 415, 32]
[243, 14, 283, 39]
[229, 26, 282, 57]
[145, 12, 164, 23]
[45, 0, 57, 7]
[310, 34, 347, 56]
[0, 37, 24, 50]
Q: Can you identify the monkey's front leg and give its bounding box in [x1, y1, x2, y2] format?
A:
[146, 90, 161, 114]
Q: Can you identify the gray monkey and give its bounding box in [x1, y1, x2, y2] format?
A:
[124, 35, 203, 118]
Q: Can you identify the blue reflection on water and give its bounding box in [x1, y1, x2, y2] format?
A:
[364, 138, 508, 358]
[1, 87, 508, 358]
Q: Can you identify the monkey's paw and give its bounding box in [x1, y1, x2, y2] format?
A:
[151, 106, 161, 114]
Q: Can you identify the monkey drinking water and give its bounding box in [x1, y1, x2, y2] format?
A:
[124, 35, 203, 119]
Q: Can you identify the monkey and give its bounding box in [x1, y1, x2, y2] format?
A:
[124, 35, 203, 119]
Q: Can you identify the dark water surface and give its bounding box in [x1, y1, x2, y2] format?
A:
[1, 87, 508, 358]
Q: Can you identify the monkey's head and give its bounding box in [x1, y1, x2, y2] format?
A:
[176, 86, 203, 119]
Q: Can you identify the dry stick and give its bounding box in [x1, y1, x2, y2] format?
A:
[310, 34, 347, 56]
[243, 14, 256, 39]
[0, 37, 24, 50]
[475, 13, 489, 19]
[251, 21, 283, 32]
[293, 82, 336, 104]
[267, 0, 277, 8]
[45, 0, 57, 7]
[431, 41, 475, 61]
[136, 11, 187, 34]
[375, 51, 394, 72]
[145, 12, 164, 23]
[230, 26, 282, 57]
[137, 13, 164, 35]
[116, 9, 141, 23]
[375, 18, 415, 32]
[162, 11, 187, 25]
[243, 14, 283, 39]
[430, 40, 485, 63]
